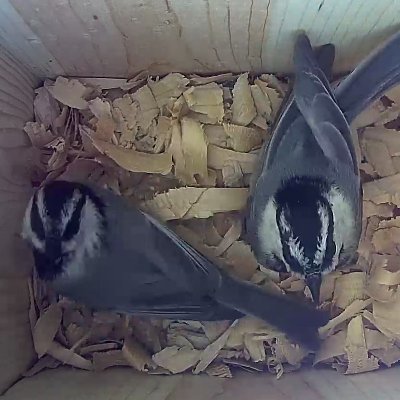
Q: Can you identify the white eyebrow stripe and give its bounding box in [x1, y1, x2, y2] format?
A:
[314, 202, 329, 265]
[279, 210, 310, 267]
[36, 188, 48, 231]
[61, 190, 82, 231]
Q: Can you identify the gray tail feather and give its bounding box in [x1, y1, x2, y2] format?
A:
[336, 30, 400, 122]
[216, 271, 329, 350]
[272, 42, 336, 138]
[293, 33, 336, 100]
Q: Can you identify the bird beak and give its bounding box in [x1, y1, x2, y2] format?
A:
[306, 274, 322, 304]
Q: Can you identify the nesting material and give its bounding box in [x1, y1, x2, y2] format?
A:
[23, 71, 400, 378]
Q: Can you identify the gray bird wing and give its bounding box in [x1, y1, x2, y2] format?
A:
[336, 30, 400, 122]
[292, 34, 357, 173]
[249, 42, 336, 194]
[254, 29, 400, 186]
[83, 186, 328, 349]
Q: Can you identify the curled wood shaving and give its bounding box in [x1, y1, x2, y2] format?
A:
[88, 98, 116, 141]
[204, 125, 227, 147]
[333, 272, 367, 309]
[27, 73, 400, 378]
[344, 316, 380, 374]
[193, 320, 237, 374]
[232, 73, 257, 126]
[92, 350, 130, 371]
[224, 124, 262, 152]
[274, 337, 308, 366]
[254, 78, 282, 120]
[142, 187, 248, 221]
[91, 138, 173, 175]
[319, 299, 372, 338]
[189, 73, 235, 85]
[222, 160, 244, 187]
[47, 77, 91, 109]
[33, 304, 63, 358]
[181, 117, 208, 182]
[34, 86, 61, 130]
[208, 144, 257, 174]
[314, 330, 346, 365]
[132, 85, 159, 132]
[24, 122, 55, 148]
[122, 336, 156, 372]
[148, 73, 190, 109]
[183, 83, 224, 123]
[152, 346, 201, 374]
[370, 346, 400, 367]
[205, 363, 233, 378]
[363, 174, 400, 206]
[48, 341, 92, 370]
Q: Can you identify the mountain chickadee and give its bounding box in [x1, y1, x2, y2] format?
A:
[22, 180, 329, 350]
[248, 30, 400, 302]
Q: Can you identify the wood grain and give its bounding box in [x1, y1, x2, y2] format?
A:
[4, 367, 400, 400]
[0, 0, 398, 77]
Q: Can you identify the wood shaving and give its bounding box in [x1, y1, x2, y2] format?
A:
[91, 138, 173, 175]
[208, 144, 257, 174]
[224, 124, 263, 152]
[33, 304, 63, 358]
[122, 336, 156, 372]
[88, 98, 116, 141]
[25, 73, 400, 378]
[333, 272, 367, 309]
[47, 77, 91, 109]
[152, 346, 201, 374]
[344, 316, 380, 374]
[142, 187, 248, 221]
[232, 73, 257, 126]
[148, 73, 190, 109]
[181, 117, 208, 182]
[24, 122, 56, 148]
[183, 83, 224, 123]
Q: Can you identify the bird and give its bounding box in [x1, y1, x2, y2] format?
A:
[247, 30, 400, 303]
[21, 179, 329, 350]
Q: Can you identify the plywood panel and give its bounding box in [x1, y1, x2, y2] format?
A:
[4, 367, 400, 400]
[0, 1, 64, 78]
[1, 0, 399, 77]
[0, 45, 37, 394]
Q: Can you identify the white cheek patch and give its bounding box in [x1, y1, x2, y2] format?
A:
[327, 187, 355, 264]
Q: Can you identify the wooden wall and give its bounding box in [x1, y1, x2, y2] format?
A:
[0, 0, 400, 79]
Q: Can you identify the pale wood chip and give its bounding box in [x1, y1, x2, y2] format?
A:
[232, 73, 257, 126]
[142, 187, 248, 221]
[152, 346, 201, 374]
[48, 77, 91, 109]
[33, 303, 63, 358]
[344, 316, 380, 374]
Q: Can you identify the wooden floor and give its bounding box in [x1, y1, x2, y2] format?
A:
[3, 366, 400, 400]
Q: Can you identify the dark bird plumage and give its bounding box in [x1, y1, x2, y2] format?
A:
[247, 30, 400, 302]
[22, 180, 329, 350]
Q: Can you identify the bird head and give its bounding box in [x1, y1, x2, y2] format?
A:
[21, 180, 106, 281]
[271, 177, 340, 303]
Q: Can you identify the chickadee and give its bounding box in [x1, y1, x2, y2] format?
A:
[22, 180, 329, 350]
[248, 30, 400, 302]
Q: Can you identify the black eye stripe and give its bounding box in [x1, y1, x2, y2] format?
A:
[31, 194, 45, 240]
[63, 195, 86, 240]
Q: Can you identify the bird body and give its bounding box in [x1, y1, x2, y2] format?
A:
[22, 180, 328, 349]
[248, 30, 400, 301]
